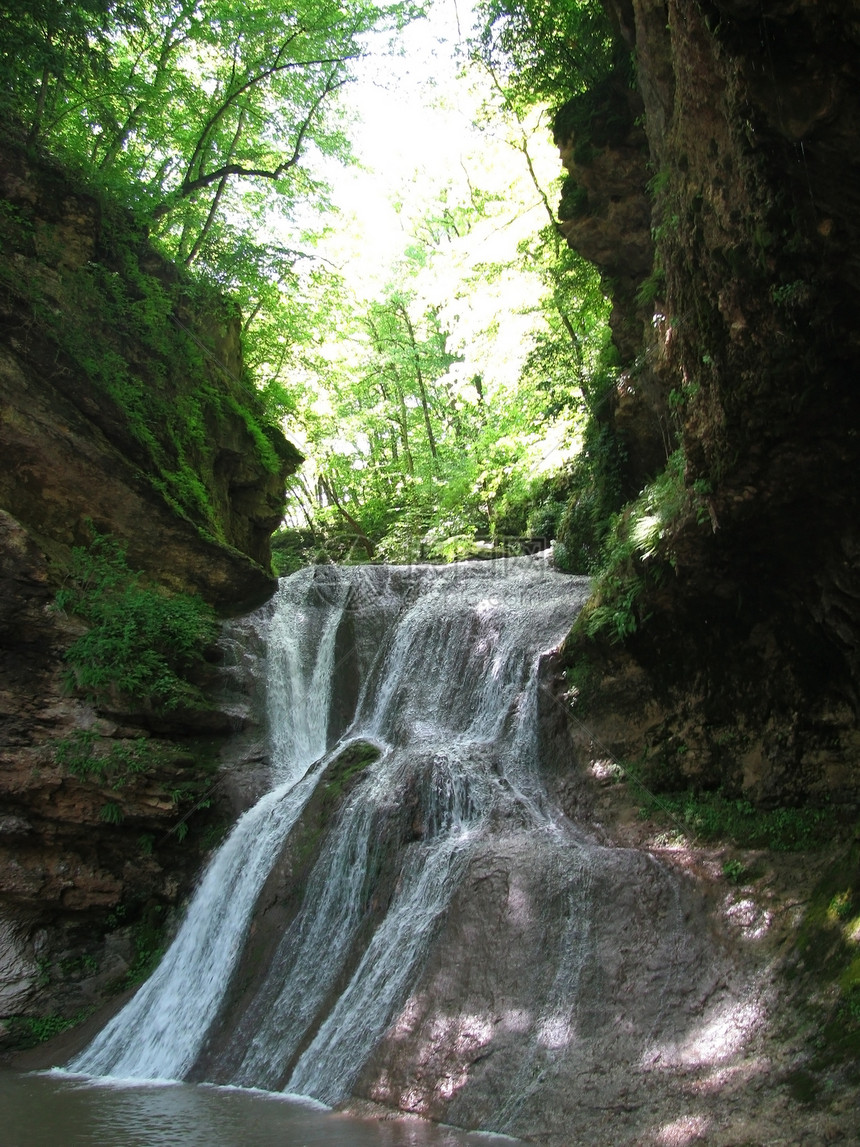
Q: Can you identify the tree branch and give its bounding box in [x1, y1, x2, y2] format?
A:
[148, 66, 347, 216]
[319, 475, 376, 558]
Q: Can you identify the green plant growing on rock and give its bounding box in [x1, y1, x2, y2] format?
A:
[635, 265, 665, 307]
[55, 529, 217, 713]
[54, 729, 162, 788]
[638, 788, 833, 851]
[573, 450, 686, 641]
[287, 741, 382, 874]
[722, 858, 747, 884]
[5, 1009, 93, 1049]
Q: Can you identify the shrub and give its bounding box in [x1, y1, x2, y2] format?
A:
[55, 529, 217, 712]
[639, 787, 833, 851]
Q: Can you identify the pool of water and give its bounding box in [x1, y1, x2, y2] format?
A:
[0, 1071, 510, 1147]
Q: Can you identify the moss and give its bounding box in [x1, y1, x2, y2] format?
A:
[319, 740, 382, 809]
[0, 151, 293, 546]
[789, 842, 860, 1076]
[286, 741, 383, 876]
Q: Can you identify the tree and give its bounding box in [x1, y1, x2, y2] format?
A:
[274, 63, 613, 566]
[1, 0, 418, 276]
[473, 0, 618, 111]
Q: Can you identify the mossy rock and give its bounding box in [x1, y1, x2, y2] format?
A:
[791, 840, 860, 1074]
[287, 740, 382, 872]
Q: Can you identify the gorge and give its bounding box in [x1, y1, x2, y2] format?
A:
[1, 0, 860, 1144]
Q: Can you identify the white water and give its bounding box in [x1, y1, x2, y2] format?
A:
[69, 556, 591, 1105]
[68, 572, 352, 1080]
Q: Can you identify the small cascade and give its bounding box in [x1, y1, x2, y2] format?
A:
[68, 557, 739, 1140]
[68, 771, 319, 1080]
[264, 570, 353, 782]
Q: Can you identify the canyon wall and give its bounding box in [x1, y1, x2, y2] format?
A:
[557, 0, 860, 807]
[0, 139, 298, 1043]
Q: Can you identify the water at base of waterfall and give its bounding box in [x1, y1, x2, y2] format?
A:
[0, 1070, 505, 1146]
[67, 556, 591, 1111]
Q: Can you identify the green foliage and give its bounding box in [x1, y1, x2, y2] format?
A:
[639, 788, 833, 851]
[571, 447, 714, 641]
[635, 266, 665, 307]
[5, 1010, 93, 1049]
[59, 954, 99, 978]
[289, 191, 614, 564]
[1, 0, 417, 279]
[721, 858, 747, 884]
[288, 273, 539, 562]
[474, 0, 621, 112]
[646, 168, 672, 197]
[271, 527, 319, 575]
[55, 728, 161, 787]
[4, 0, 622, 579]
[55, 529, 217, 712]
[99, 801, 125, 825]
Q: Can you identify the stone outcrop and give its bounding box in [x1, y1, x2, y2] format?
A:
[0, 139, 298, 1044]
[556, 1, 860, 807]
[0, 138, 301, 610]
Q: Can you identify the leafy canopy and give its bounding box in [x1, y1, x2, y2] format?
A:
[1, 0, 419, 281]
[269, 64, 613, 567]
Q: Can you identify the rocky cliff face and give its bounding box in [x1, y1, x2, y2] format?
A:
[0, 140, 298, 1044]
[556, 1, 860, 808]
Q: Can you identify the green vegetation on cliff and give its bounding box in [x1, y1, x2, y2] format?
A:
[55, 528, 217, 714]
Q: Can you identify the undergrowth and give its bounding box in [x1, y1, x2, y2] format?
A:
[54, 528, 217, 713]
[640, 788, 833, 850]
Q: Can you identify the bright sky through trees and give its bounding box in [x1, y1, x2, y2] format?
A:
[269, 0, 610, 566]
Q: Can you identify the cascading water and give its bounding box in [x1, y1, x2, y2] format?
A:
[68, 557, 740, 1141]
[67, 571, 352, 1080]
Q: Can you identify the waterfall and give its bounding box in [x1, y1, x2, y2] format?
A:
[68, 570, 353, 1080]
[69, 557, 585, 1087]
[68, 556, 736, 1139]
